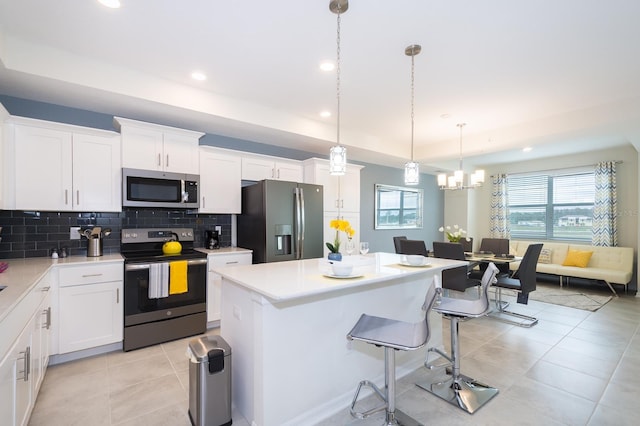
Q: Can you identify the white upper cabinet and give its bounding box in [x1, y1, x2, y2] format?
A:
[3, 118, 121, 212]
[114, 117, 203, 174]
[241, 154, 303, 182]
[199, 147, 242, 214]
[303, 158, 363, 213]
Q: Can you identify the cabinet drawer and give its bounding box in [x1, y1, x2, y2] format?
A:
[208, 253, 252, 270]
[58, 263, 123, 287]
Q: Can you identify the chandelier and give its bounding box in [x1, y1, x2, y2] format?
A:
[437, 123, 485, 190]
[328, 0, 348, 176]
[404, 44, 421, 185]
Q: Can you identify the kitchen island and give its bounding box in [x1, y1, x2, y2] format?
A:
[216, 252, 466, 426]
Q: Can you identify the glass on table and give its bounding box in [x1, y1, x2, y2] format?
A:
[345, 239, 356, 256]
[359, 242, 369, 255]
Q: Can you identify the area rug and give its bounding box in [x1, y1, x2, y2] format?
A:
[495, 283, 613, 312]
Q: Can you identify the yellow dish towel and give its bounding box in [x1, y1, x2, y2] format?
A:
[169, 260, 188, 295]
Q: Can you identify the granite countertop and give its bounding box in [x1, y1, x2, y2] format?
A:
[0, 254, 123, 324]
[215, 252, 465, 302]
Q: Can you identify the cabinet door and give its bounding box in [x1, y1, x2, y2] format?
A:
[207, 253, 252, 322]
[275, 161, 303, 182]
[162, 132, 200, 174]
[339, 166, 361, 212]
[199, 149, 241, 213]
[241, 156, 274, 181]
[14, 320, 32, 426]
[120, 126, 164, 171]
[0, 342, 17, 426]
[58, 281, 123, 354]
[31, 292, 51, 396]
[72, 133, 121, 212]
[14, 125, 73, 211]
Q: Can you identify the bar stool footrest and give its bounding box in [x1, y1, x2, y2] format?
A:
[350, 379, 387, 419]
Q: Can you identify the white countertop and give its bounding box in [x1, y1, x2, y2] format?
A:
[216, 252, 466, 302]
[197, 247, 252, 256]
[0, 254, 123, 323]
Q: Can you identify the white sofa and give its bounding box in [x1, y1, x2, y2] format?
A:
[508, 240, 634, 295]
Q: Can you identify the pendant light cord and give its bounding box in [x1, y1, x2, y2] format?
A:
[410, 52, 415, 162]
[336, 6, 342, 147]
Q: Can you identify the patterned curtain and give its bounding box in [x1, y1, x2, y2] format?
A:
[490, 174, 510, 238]
[592, 161, 617, 246]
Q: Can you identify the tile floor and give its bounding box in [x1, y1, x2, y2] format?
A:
[30, 287, 640, 426]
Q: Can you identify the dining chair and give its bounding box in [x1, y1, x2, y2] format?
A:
[398, 239, 429, 256]
[432, 242, 480, 292]
[392, 236, 407, 254]
[474, 238, 511, 277]
[490, 243, 543, 327]
[418, 263, 500, 414]
[478, 238, 510, 256]
[459, 237, 473, 252]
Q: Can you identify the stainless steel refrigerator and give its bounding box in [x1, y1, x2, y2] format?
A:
[237, 180, 324, 263]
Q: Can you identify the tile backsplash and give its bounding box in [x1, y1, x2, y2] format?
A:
[0, 209, 231, 259]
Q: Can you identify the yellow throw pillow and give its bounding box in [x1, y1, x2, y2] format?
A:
[562, 249, 593, 268]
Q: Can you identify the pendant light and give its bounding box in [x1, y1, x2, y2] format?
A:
[437, 123, 485, 189]
[404, 44, 421, 185]
[329, 0, 348, 176]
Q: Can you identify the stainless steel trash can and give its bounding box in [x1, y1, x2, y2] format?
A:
[188, 335, 232, 426]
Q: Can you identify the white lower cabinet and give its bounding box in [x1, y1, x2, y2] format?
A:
[57, 263, 123, 354]
[207, 252, 252, 323]
[0, 275, 51, 426]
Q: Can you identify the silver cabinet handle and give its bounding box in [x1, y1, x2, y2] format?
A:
[76, 190, 80, 205]
[202, 196, 205, 209]
[81, 273, 103, 278]
[65, 189, 69, 205]
[116, 288, 120, 304]
[166, 154, 169, 168]
[277, 169, 280, 179]
[18, 347, 30, 382]
[41, 286, 50, 292]
[43, 307, 51, 329]
[225, 261, 239, 265]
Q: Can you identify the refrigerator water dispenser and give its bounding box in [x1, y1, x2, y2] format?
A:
[274, 224, 292, 256]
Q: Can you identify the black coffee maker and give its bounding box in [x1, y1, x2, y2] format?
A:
[205, 230, 220, 249]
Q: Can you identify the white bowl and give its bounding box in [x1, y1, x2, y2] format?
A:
[331, 262, 353, 276]
[405, 255, 425, 266]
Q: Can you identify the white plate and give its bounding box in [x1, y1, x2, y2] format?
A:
[322, 273, 364, 279]
[398, 261, 432, 268]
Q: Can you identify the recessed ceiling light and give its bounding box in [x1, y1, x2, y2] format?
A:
[320, 111, 331, 118]
[523, 147, 532, 152]
[98, 0, 121, 8]
[191, 71, 207, 81]
[319, 62, 335, 72]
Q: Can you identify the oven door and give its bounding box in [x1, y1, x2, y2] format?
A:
[123, 258, 207, 326]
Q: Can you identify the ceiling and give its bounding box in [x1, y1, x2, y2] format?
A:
[1, 0, 640, 174]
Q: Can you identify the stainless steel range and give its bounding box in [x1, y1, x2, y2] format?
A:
[121, 228, 207, 351]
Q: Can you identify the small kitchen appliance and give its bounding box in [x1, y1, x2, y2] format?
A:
[205, 230, 220, 249]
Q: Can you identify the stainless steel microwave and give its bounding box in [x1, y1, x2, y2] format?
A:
[122, 168, 199, 209]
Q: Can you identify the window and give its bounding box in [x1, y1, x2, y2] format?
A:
[374, 184, 423, 229]
[507, 170, 594, 241]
